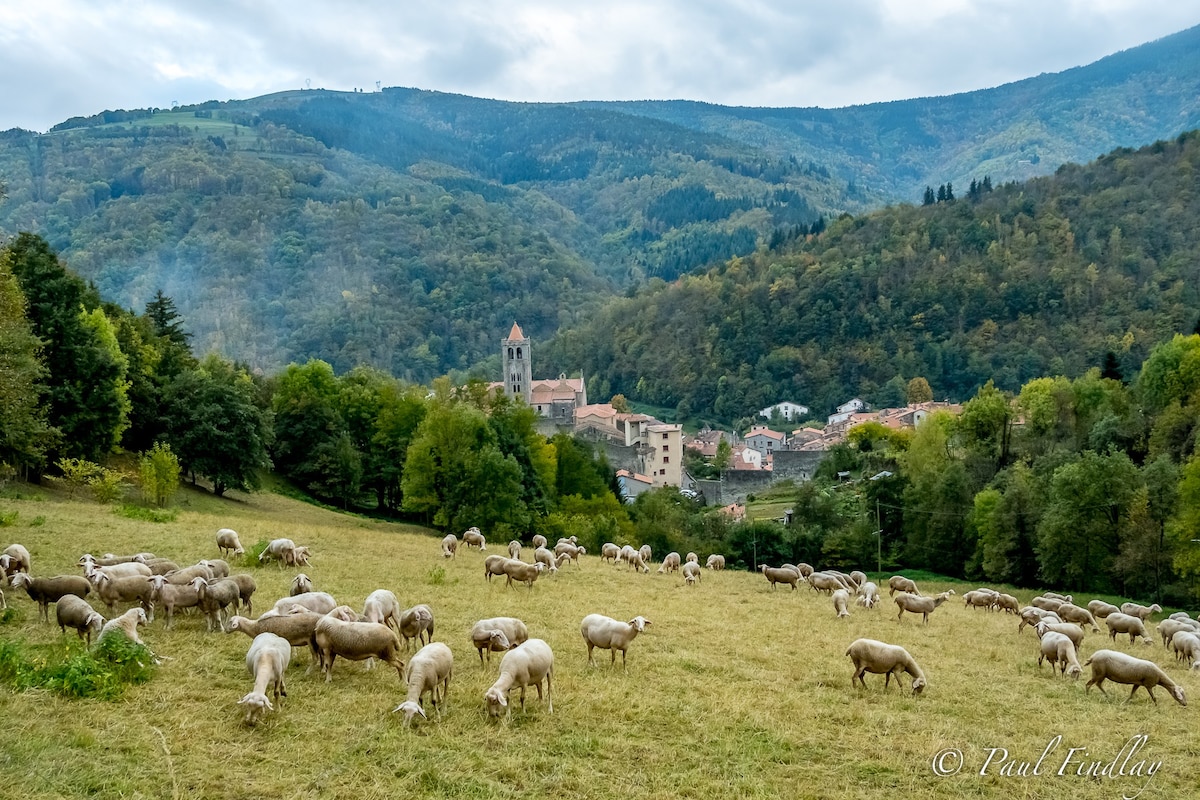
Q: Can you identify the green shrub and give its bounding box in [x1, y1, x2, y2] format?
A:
[89, 469, 126, 505]
[139, 443, 180, 507]
[115, 504, 178, 523]
[28, 515, 45, 527]
[0, 636, 155, 700]
[245, 539, 271, 568]
[0, 509, 17, 527]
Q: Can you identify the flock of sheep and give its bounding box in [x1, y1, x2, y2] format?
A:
[3, 529, 1196, 730]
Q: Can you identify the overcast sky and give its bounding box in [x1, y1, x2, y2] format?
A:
[1, 1, 1196, 133]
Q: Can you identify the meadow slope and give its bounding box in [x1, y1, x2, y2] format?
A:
[0, 485, 1195, 800]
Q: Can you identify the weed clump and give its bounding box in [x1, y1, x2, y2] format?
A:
[115, 504, 178, 523]
[0, 636, 155, 700]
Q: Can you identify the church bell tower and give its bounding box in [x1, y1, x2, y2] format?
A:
[502, 322, 532, 405]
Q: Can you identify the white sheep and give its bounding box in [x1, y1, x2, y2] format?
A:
[656, 552, 681, 573]
[362, 589, 403, 634]
[894, 591, 955, 624]
[313, 615, 406, 683]
[399, 604, 435, 649]
[848, 570, 867, 588]
[580, 614, 651, 668]
[807, 572, 843, 594]
[639, 544, 652, 564]
[856, 582, 880, 609]
[1155, 618, 1199, 648]
[962, 590, 998, 611]
[3, 543, 32, 576]
[238, 632, 291, 725]
[624, 550, 651, 574]
[1084, 649, 1186, 705]
[86, 562, 152, 583]
[190, 577, 241, 632]
[1035, 620, 1086, 649]
[161, 563, 213, 585]
[1042, 591, 1072, 602]
[532, 547, 558, 574]
[227, 610, 323, 668]
[1105, 612, 1154, 645]
[1017, 606, 1062, 633]
[1170, 630, 1200, 669]
[441, 533, 458, 559]
[705, 554, 726, 571]
[1053, 602, 1100, 632]
[392, 642, 454, 726]
[1031, 595, 1064, 613]
[600, 543, 620, 564]
[1120, 602, 1162, 622]
[470, 617, 529, 665]
[685, 552, 698, 564]
[845, 638, 927, 694]
[508, 540, 521, 559]
[503, 560, 546, 590]
[484, 554, 512, 582]
[258, 538, 298, 567]
[1088, 599, 1120, 619]
[1037, 630, 1083, 679]
[531, 534, 547, 548]
[216, 528, 245, 558]
[682, 561, 701, 586]
[832, 589, 851, 618]
[554, 542, 585, 562]
[462, 527, 487, 551]
[97, 607, 149, 647]
[290, 573, 314, 596]
[56, 594, 105, 645]
[262, 591, 338, 618]
[147, 575, 202, 629]
[887, 576, 920, 596]
[995, 593, 1020, 614]
[760, 564, 800, 590]
[93, 573, 154, 617]
[484, 639, 554, 718]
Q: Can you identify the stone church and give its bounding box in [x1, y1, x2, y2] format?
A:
[496, 322, 587, 421]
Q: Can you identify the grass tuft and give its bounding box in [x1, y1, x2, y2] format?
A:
[427, 565, 447, 586]
[115, 503, 178, 523]
[0, 635, 155, 700]
[0, 509, 17, 526]
[245, 539, 271, 568]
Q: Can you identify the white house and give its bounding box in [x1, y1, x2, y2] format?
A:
[827, 398, 868, 426]
[759, 401, 810, 422]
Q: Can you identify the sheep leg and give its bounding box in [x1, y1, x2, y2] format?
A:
[610, 649, 617, 667]
[545, 672, 553, 713]
[587, 642, 596, 666]
[323, 652, 336, 683]
[852, 666, 868, 688]
[519, 685, 527, 711]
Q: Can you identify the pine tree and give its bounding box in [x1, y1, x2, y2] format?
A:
[936, 185, 946, 203]
[922, 186, 936, 206]
[144, 290, 191, 346]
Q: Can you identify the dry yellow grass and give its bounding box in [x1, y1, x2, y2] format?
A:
[1, 485, 1197, 800]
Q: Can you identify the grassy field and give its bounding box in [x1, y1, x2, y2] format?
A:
[0, 484, 1196, 800]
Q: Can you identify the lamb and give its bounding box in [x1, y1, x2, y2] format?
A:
[1170, 631, 1200, 669]
[580, 614, 651, 668]
[831, 589, 851, 618]
[995, 593, 1020, 614]
[1035, 621, 1086, 649]
[1120, 602, 1163, 622]
[392, 642, 454, 726]
[657, 552, 682, 573]
[531, 534, 547, 549]
[705, 554, 726, 571]
[600, 543, 620, 563]
[1054, 603, 1100, 632]
[1088, 600, 1121, 619]
[399, 604, 435, 649]
[1037, 630, 1083, 679]
[484, 555, 512, 582]
[93, 573, 154, 618]
[441, 533, 458, 559]
[761, 564, 800, 590]
[261, 591, 337, 618]
[1105, 612, 1154, 645]
[312, 615, 406, 683]
[97, 607, 149, 647]
[470, 617, 529, 665]
[888, 576, 920, 596]
[10, 573, 92, 622]
[682, 561, 701, 586]
[56, 594, 105, 645]
[1084, 649, 1187, 705]
[845, 638, 927, 694]
[807, 572, 843, 594]
[462, 527, 487, 551]
[147, 575, 202, 629]
[216, 528, 245, 558]
[191, 577, 242, 632]
[283, 574, 312, 599]
[362, 589, 403, 633]
[856, 582, 880, 609]
[484, 639, 554, 718]
[504, 560, 546, 590]
[238, 632, 291, 725]
[3, 543, 32, 576]
[894, 590, 955, 625]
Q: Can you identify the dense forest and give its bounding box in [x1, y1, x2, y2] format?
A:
[0, 24, 1196, 382]
[544, 132, 1200, 419]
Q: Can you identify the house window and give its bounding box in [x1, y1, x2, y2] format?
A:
[663, 444, 669, 452]
[663, 456, 669, 463]
[660, 469, 666, 475]
[662, 432, 668, 440]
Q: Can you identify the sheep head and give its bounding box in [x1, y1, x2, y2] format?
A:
[1065, 664, 1082, 681]
[85, 612, 104, 634]
[392, 700, 426, 726]
[628, 616, 651, 632]
[488, 630, 512, 651]
[238, 691, 274, 725]
[1168, 684, 1187, 706]
[911, 677, 927, 695]
[131, 608, 148, 627]
[485, 687, 508, 716]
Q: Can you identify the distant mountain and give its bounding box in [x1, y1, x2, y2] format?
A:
[0, 24, 1196, 380]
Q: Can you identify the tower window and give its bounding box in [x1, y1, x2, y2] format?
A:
[516, 347, 522, 359]
[508, 348, 514, 358]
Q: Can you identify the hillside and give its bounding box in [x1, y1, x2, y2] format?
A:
[543, 132, 1200, 418]
[0, 25, 1197, 379]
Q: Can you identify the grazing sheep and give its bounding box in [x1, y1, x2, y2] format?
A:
[507, 540, 522, 560]
[639, 544, 652, 564]
[1035, 621, 1086, 649]
[470, 617, 529, 665]
[162, 564, 213, 585]
[888, 576, 920, 596]
[1017, 606, 1062, 633]
[827, 570, 857, 592]
[856, 582, 880, 609]
[963, 590, 998, 611]
[995, 593, 1020, 614]
[580, 614, 651, 668]
[97, 607, 149, 647]
[1156, 618, 1200, 648]
[484, 639, 554, 718]
[362, 589, 402, 634]
[10, 573, 91, 622]
[1031, 596, 1065, 613]
[794, 563, 815, 578]
[225, 573, 257, 615]
[1054, 603, 1100, 632]
[624, 550, 651, 574]
[392, 642, 454, 726]
[657, 552, 682, 574]
[845, 638, 927, 694]
[600, 543, 620, 564]
[258, 538, 298, 567]
[3, 543, 32, 576]
[1120, 602, 1163, 622]
[484, 554, 512, 582]
[617, 545, 637, 566]
[532, 547, 558, 573]
[142, 558, 179, 576]
[1042, 592, 1073, 602]
[313, 615, 406, 683]
[199, 559, 230, 579]
[705, 554, 726, 571]
[93, 573, 154, 617]
[216, 528, 245, 558]
[239, 632, 291, 725]
[894, 591, 955, 625]
[191, 577, 242, 632]
[685, 552, 698, 565]
[848, 570, 867, 588]
[1168, 611, 1194, 622]
[1170, 631, 1200, 669]
[807, 572, 843, 594]
[761, 564, 800, 590]
[1088, 600, 1121, 619]
[832, 589, 851, 618]
[147, 575, 202, 629]
[503, 560, 546, 590]
[1084, 649, 1186, 705]
[531, 534, 547, 549]
[554, 542, 585, 562]
[441, 534, 458, 559]
[399, 604, 435, 649]
[1037, 630, 1083, 679]
[227, 610, 323, 668]
[82, 552, 152, 567]
[1105, 612, 1154, 645]
[462, 527, 487, 551]
[264, 591, 337, 618]
[56, 595, 105, 645]
[86, 562, 153, 583]
[682, 561, 701, 586]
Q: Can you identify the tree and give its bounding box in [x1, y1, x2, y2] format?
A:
[906, 377, 933, 404]
[144, 290, 191, 347]
[271, 359, 346, 496]
[922, 186, 936, 206]
[0, 249, 53, 473]
[139, 442, 180, 507]
[610, 394, 630, 413]
[161, 355, 271, 496]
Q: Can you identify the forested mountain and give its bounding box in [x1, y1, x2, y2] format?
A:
[0, 24, 1196, 381]
[543, 132, 1200, 419]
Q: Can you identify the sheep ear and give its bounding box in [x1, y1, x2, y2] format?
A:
[416, 705, 427, 719]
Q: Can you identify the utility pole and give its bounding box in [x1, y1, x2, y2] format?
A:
[875, 498, 882, 576]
